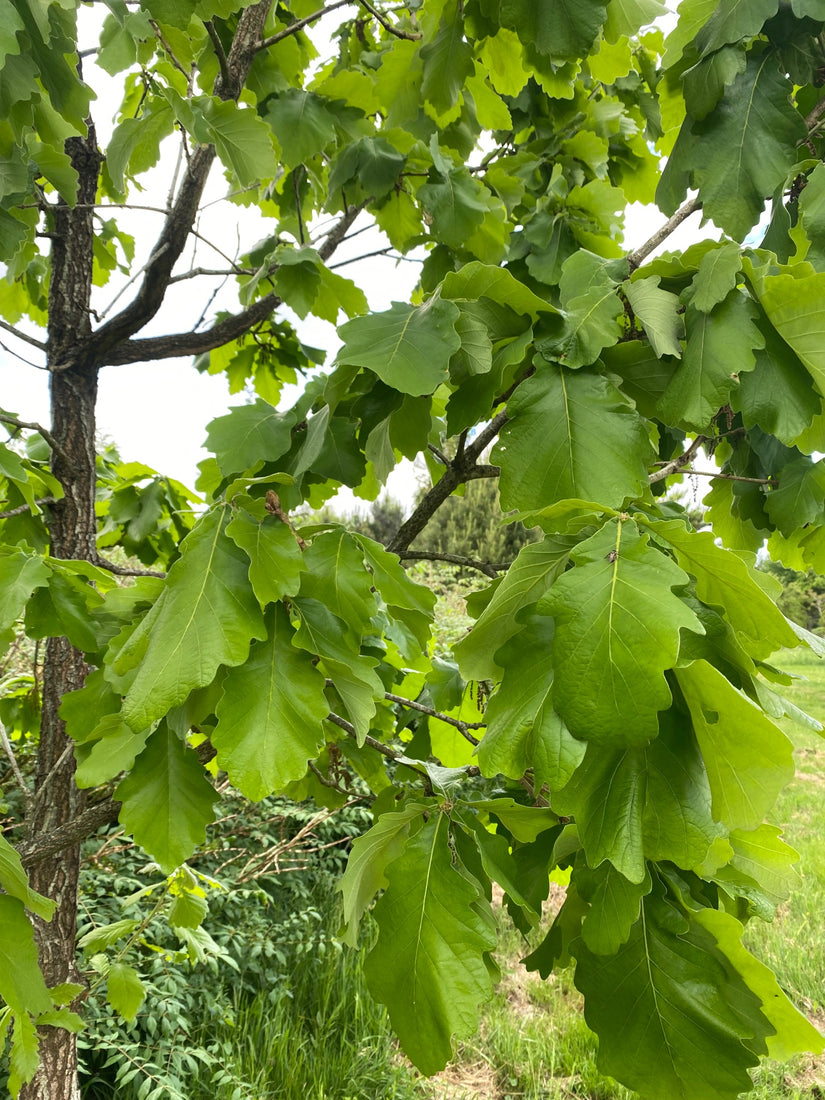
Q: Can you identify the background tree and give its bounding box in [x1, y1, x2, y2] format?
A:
[2, 3, 825, 1100]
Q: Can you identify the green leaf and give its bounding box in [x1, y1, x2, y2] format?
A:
[604, 0, 667, 40]
[647, 519, 799, 657]
[664, 54, 806, 239]
[106, 963, 145, 1024]
[262, 88, 337, 168]
[454, 536, 573, 682]
[494, 363, 652, 512]
[192, 96, 275, 187]
[755, 270, 825, 399]
[498, 0, 608, 61]
[542, 519, 703, 745]
[693, 907, 825, 1062]
[695, 0, 779, 54]
[732, 315, 822, 446]
[676, 660, 795, 832]
[578, 862, 652, 955]
[337, 297, 461, 397]
[225, 508, 305, 606]
[338, 803, 428, 947]
[420, 0, 473, 117]
[0, 835, 55, 920]
[574, 885, 772, 1100]
[205, 400, 293, 478]
[365, 813, 496, 1075]
[543, 251, 623, 368]
[116, 507, 266, 733]
[477, 612, 586, 789]
[711, 824, 799, 915]
[298, 530, 377, 636]
[74, 714, 151, 788]
[657, 291, 763, 431]
[440, 262, 557, 318]
[115, 721, 216, 873]
[8, 1012, 39, 1099]
[418, 166, 491, 252]
[212, 603, 329, 799]
[292, 597, 383, 743]
[78, 919, 140, 954]
[554, 709, 724, 881]
[765, 456, 825, 535]
[0, 547, 49, 649]
[691, 241, 742, 313]
[623, 275, 683, 358]
[0, 895, 52, 1017]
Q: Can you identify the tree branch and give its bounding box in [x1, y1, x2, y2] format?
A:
[102, 206, 361, 366]
[0, 413, 71, 465]
[356, 0, 421, 39]
[0, 319, 47, 351]
[648, 435, 708, 484]
[81, 1, 273, 371]
[397, 550, 509, 578]
[256, 0, 351, 51]
[205, 20, 231, 89]
[628, 195, 702, 271]
[0, 497, 57, 520]
[383, 692, 483, 746]
[387, 411, 508, 553]
[93, 555, 167, 579]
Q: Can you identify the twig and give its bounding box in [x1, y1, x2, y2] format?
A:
[93, 555, 167, 579]
[397, 550, 509, 578]
[0, 717, 33, 811]
[167, 266, 253, 284]
[256, 0, 351, 51]
[0, 319, 47, 351]
[628, 195, 702, 271]
[676, 469, 777, 485]
[0, 497, 57, 519]
[0, 414, 70, 465]
[356, 0, 421, 39]
[648, 435, 707, 485]
[326, 711, 401, 760]
[428, 442, 451, 466]
[308, 759, 351, 796]
[150, 20, 189, 80]
[383, 692, 484, 746]
[0, 340, 47, 371]
[205, 21, 231, 89]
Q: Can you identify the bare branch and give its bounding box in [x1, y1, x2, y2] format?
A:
[677, 468, 777, 485]
[805, 95, 825, 131]
[93, 555, 167, 579]
[205, 20, 232, 89]
[648, 435, 707, 484]
[0, 497, 57, 520]
[102, 207, 361, 366]
[82, 1, 273, 371]
[167, 266, 253, 284]
[628, 195, 702, 271]
[397, 550, 509, 578]
[383, 692, 483, 746]
[0, 319, 47, 351]
[356, 0, 421, 39]
[256, 0, 351, 51]
[0, 340, 47, 371]
[0, 413, 71, 465]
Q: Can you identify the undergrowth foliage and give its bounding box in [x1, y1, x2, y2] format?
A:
[3, 1, 825, 1098]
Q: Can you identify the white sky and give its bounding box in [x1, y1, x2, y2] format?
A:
[1, 4, 710, 505]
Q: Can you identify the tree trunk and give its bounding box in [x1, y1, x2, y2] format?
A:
[20, 131, 102, 1100]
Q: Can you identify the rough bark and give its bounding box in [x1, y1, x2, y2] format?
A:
[19, 127, 102, 1100]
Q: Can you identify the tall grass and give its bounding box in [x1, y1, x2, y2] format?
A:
[188, 892, 422, 1100]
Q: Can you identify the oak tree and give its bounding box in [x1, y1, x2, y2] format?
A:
[2, 1, 825, 1098]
